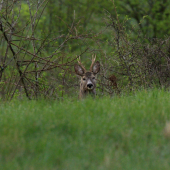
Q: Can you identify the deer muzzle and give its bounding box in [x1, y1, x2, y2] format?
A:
[87, 80, 94, 90]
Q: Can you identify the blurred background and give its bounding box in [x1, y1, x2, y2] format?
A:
[0, 0, 170, 100]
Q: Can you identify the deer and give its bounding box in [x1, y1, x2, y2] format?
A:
[74, 55, 100, 99]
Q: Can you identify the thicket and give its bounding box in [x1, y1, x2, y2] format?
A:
[0, 0, 170, 100]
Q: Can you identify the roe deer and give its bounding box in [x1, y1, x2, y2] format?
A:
[74, 55, 100, 99]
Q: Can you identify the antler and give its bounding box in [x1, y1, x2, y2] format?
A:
[90, 54, 96, 72]
[77, 56, 86, 72]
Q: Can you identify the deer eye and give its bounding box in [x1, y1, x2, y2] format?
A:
[83, 78, 86, 81]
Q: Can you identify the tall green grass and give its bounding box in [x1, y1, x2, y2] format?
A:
[0, 89, 170, 170]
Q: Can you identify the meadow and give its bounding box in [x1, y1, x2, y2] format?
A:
[0, 89, 170, 170]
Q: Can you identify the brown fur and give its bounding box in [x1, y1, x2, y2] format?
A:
[74, 56, 100, 99]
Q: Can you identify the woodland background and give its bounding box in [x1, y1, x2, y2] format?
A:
[0, 0, 170, 100]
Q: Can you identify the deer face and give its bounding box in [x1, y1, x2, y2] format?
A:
[80, 71, 97, 91]
[74, 55, 100, 98]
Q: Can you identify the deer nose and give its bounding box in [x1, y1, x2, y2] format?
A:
[87, 83, 93, 89]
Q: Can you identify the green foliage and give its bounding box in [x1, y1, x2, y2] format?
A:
[1, 89, 170, 169]
[115, 0, 170, 38]
[39, 0, 170, 40]
[1, 0, 170, 99]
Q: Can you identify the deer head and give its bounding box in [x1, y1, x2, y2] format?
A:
[74, 55, 100, 99]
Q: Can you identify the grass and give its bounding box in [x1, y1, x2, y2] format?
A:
[1, 89, 170, 170]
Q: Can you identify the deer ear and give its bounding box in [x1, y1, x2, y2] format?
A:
[74, 64, 85, 76]
[92, 61, 100, 74]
